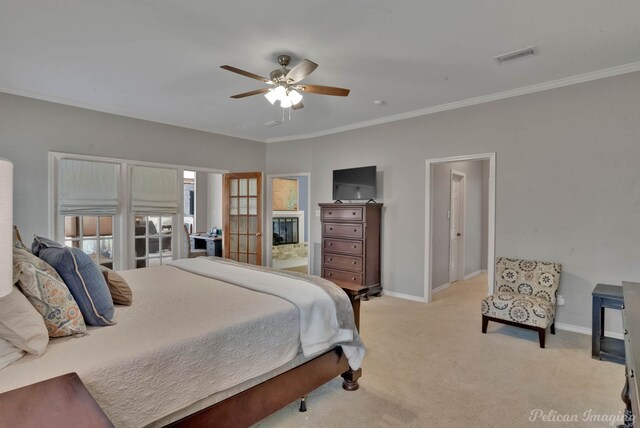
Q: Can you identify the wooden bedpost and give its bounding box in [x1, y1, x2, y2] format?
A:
[341, 368, 361, 391]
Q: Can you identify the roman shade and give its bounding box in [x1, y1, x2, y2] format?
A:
[58, 159, 119, 215]
[130, 166, 178, 214]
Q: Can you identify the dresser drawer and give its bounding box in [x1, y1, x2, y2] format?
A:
[323, 268, 363, 285]
[323, 239, 363, 256]
[321, 206, 363, 222]
[324, 253, 363, 272]
[323, 223, 363, 239]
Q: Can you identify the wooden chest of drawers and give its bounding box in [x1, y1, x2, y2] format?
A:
[319, 203, 382, 296]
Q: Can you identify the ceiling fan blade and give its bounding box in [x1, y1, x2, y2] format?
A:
[221, 65, 270, 83]
[297, 84, 350, 97]
[292, 101, 304, 110]
[230, 88, 270, 99]
[285, 59, 318, 83]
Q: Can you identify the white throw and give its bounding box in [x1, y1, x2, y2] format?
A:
[168, 258, 361, 366]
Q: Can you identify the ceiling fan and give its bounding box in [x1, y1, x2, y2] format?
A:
[221, 55, 350, 110]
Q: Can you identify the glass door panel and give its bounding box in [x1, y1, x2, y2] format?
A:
[223, 172, 262, 265]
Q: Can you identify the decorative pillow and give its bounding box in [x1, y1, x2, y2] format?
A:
[13, 226, 29, 251]
[0, 338, 24, 370]
[32, 236, 115, 326]
[13, 247, 86, 337]
[0, 286, 49, 356]
[98, 265, 133, 306]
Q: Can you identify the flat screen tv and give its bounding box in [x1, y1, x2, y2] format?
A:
[333, 166, 377, 201]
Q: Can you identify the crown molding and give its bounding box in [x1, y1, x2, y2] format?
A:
[0, 86, 263, 143]
[3, 61, 640, 145]
[265, 61, 640, 143]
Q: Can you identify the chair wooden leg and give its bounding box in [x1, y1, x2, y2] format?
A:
[538, 328, 546, 348]
[550, 322, 555, 335]
[482, 315, 489, 334]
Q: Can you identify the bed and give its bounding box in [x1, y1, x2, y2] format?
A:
[0, 257, 364, 427]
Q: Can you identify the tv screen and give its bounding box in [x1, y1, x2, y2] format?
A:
[333, 166, 377, 201]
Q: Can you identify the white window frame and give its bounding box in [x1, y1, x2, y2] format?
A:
[49, 152, 227, 269]
[63, 214, 116, 268]
[132, 213, 175, 268]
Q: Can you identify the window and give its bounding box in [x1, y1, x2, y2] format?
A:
[64, 215, 114, 268]
[134, 215, 173, 268]
[51, 152, 225, 269]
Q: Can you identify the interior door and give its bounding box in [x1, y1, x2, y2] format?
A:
[223, 172, 262, 265]
[449, 173, 464, 282]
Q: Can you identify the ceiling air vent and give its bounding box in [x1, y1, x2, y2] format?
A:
[264, 120, 282, 127]
[494, 46, 536, 64]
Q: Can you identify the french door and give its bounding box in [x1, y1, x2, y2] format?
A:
[223, 172, 263, 265]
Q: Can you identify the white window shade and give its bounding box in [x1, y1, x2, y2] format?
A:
[59, 159, 119, 215]
[131, 166, 178, 214]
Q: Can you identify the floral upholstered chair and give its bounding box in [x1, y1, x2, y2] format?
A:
[481, 257, 562, 348]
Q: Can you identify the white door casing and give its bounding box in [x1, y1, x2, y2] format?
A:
[424, 152, 496, 303]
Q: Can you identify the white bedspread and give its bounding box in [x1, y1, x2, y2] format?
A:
[168, 257, 356, 360]
[0, 266, 302, 427]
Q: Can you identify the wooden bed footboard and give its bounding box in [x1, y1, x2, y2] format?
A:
[167, 347, 356, 428]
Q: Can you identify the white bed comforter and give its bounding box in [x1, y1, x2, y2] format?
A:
[0, 266, 302, 427]
[168, 257, 362, 367]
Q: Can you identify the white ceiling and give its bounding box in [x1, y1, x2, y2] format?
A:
[1, 1, 639, 143]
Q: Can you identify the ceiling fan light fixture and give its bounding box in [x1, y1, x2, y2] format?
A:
[288, 89, 303, 105]
[280, 96, 293, 108]
[273, 85, 286, 99]
[264, 89, 279, 105]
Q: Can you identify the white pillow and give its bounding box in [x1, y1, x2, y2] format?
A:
[0, 337, 24, 370]
[0, 286, 49, 356]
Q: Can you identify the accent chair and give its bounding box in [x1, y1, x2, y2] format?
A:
[481, 257, 562, 348]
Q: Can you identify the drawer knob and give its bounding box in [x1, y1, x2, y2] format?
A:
[353, 245, 357, 248]
[328, 273, 333, 277]
[352, 277, 356, 281]
[353, 229, 357, 232]
[329, 243, 333, 246]
[329, 258, 333, 261]
[330, 227, 333, 230]
[352, 212, 356, 215]
[629, 370, 635, 379]
[328, 211, 332, 215]
[625, 329, 629, 335]
[352, 261, 356, 265]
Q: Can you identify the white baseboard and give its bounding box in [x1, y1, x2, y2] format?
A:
[464, 269, 487, 280]
[383, 290, 426, 303]
[555, 322, 624, 340]
[432, 283, 450, 294]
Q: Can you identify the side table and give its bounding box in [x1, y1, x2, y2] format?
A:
[0, 372, 113, 428]
[592, 283, 625, 364]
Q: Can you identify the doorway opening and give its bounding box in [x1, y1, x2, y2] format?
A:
[266, 173, 311, 274]
[424, 153, 496, 303]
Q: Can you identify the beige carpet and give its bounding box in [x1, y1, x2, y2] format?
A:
[257, 274, 625, 427]
[282, 265, 309, 274]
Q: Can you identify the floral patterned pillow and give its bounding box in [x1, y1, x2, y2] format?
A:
[13, 247, 86, 338]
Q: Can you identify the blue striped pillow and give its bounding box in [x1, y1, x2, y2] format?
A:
[32, 236, 115, 326]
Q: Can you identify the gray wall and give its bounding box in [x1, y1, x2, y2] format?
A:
[0, 92, 266, 239]
[432, 160, 488, 289]
[266, 71, 640, 330]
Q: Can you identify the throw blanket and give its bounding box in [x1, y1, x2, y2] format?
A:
[168, 257, 365, 370]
